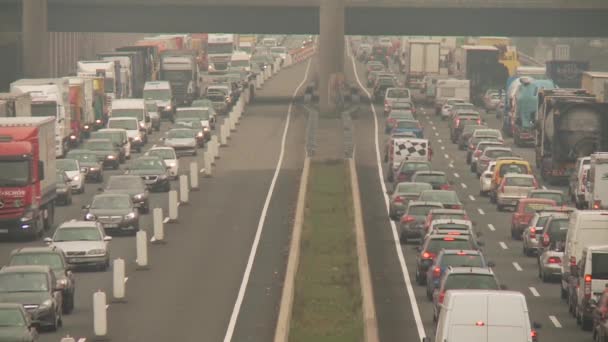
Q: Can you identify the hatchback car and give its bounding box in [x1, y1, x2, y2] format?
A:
[457, 124, 487, 150]
[385, 111, 415, 133]
[146, 147, 179, 180]
[163, 128, 197, 156]
[479, 162, 496, 196]
[392, 160, 431, 185]
[389, 119, 423, 138]
[427, 219, 475, 238]
[416, 235, 481, 285]
[84, 193, 140, 235]
[65, 149, 104, 183]
[418, 190, 462, 210]
[537, 214, 571, 283]
[389, 182, 433, 220]
[44, 221, 111, 271]
[104, 175, 150, 213]
[399, 201, 444, 244]
[81, 139, 120, 169]
[522, 207, 569, 256]
[424, 208, 470, 233]
[412, 171, 451, 190]
[450, 113, 481, 143]
[56, 159, 85, 194]
[497, 173, 539, 211]
[125, 156, 171, 192]
[425, 249, 491, 300]
[465, 137, 502, 165]
[91, 129, 129, 162]
[174, 118, 206, 147]
[510, 198, 557, 239]
[383, 87, 412, 115]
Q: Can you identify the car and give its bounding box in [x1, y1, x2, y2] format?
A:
[0, 265, 63, 331]
[65, 149, 104, 183]
[496, 173, 539, 211]
[469, 141, 504, 172]
[537, 213, 571, 282]
[449, 112, 481, 143]
[572, 245, 608, 330]
[423, 209, 470, 233]
[438, 98, 465, 118]
[205, 85, 231, 114]
[465, 137, 502, 165]
[389, 119, 423, 138]
[44, 220, 111, 271]
[162, 128, 197, 156]
[475, 147, 514, 176]
[8, 246, 75, 314]
[0, 303, 40, 341]
[125, 156, 171, 192]
[457, 124, 487, 150]
[145, 99, 161, 131]
[398, 201, 444, 244]
[90, 129, 129, 162]
[385, 110, 415, 133]
[471, 128, 503, 142]
[411, 171, 451, 190]
[388, 182, 433, 220]
[591, 286, 608, 341]
[107, 117, 144, 152]
[55, 170, 73, 207]
[56, 159, 85, 194]
[175, 106, 215, 137]
[527, 189, 566, 206]
[174, 118, 206, 147]
[483, 90, 502, 110]
[81, 139, 120, 170]
[447, 102, 476, 119]
[427, 219, 475, 236]
[191, 99, 218, 123]
[84, 193, 140, 235]
[391, 160, 432, 185]
[383, 88, 412, 114]
[522, 206, 573, 257]
[418, 190, 462, 210]
[104, 175, 150, 213]
[510, 198, 557, 240]
[425, 249, 492, 300]
[416, 235, 481, 286]
[388, 100, 416, 116]
[146, 147, 179, 180]
[373, 78, 398, 103]
[479, 161, 496, 196]
[569, 156, 591, 209]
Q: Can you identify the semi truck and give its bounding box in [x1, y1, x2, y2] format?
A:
[510, 77, 556, 146]
[0, 117, 56, 239]
[67, 79, 86, 147]
[477, 37, 520, 76]
[453, 45, 508, 105]
[77, 60, 121, 101]
[546, 60, 589, 88]
[159, 50, 200, 105]
[10, 78, 72, 157]
[207, 34, 235, 73]
[0, 93, 31, 117]
[535, 88, 608, 184]
[116, 45, 159, 82]
[98, 51, 146, 98]
[407, 40, 440, 97]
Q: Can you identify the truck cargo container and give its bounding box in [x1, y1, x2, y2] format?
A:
[160, 50, 200, 105]
[0, 93, 31, 117]
[98, 51, 145, 98]
[67, 79, 85, 147]
[453, 45, 508, 105]
[546, 60, 589, 88]
[586, 152, 608, 210]
[407, 40, 440, 96]
[116, 45, 158, 82]
[510, 77, 556, 146]
[581, 71, 608, 103]
[77, 60, 121, 101]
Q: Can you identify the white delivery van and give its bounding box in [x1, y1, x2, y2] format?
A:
[572, 245, 608, 329]
[390, 137, 430, 173]
[111, 98, 151, 137]
[562, 210, 608, 297]
[107, 117, 143, 153]
[587, 153, 608, 210]
[435, 79, 470, 104]
[425, 290, 537, 342]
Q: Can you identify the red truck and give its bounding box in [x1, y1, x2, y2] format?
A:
[0, 117, 56, 239]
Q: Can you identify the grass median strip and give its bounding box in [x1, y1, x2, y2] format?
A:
[289, 160, 363, 342]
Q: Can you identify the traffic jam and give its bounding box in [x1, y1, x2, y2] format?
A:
[351, 36, 608, 342]
[0, 33, 309, 340]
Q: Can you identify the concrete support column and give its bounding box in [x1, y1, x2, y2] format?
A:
[318, 0, 345, 115]
[22, 0, 49, 77]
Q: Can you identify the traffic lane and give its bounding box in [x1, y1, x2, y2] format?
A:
[229, 58, 309, 341]
[414, 106, 585, 340]
[94, 60, 311, 342]
[346, 53, 423, 342]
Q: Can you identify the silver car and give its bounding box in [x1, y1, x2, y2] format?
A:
[475, 147, 514, 176]
[162, 128, 197, 156]
[388, 182, 433, 220]
[44, 221, 112, 271]
[478, 162, 496, 196]
[496, 173, 538, 211]
[537, 215, 570, 282]
[522, 210, 565, 256]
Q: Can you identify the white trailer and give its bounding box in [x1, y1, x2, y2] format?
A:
[586, 152, 608, 210]
[435, 79, 470, 104]
[0, 92, 32, 117]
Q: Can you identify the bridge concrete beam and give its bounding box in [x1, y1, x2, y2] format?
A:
[22, 0, 49, 77]
[318, 0, 345, 115]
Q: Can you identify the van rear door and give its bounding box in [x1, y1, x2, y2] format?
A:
[591, 251, 608, 294]
[449, 294, 487, 341]
[592, 163, 608, 208]
[487, 295, 529, 342]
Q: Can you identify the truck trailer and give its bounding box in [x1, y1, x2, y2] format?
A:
[0, 93, 31, 117]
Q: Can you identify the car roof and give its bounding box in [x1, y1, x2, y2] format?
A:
[0, 303, 25, 310]
[414, 171, 446, 176]
[447, 267, 494, 275]
[427, 234, 471, 241]
[149, 146, 175, 152]
[108, 116, 137, 121]
[504, 173, 534, 178]
[58, 220, 98, 229]
[0, 265, 51, 274]
[408, 201, 444, 207]
[10, 246, 62, 255]
[432, 219, 472, 225]
[484, 146, 511, 151]
[439, 249, 481, 256]
[529, 189, 563, 195]
[430, 209, 466, 215]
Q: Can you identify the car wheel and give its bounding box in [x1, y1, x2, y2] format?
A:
[49, 311, 60, 332]
[541, 269, 550, 283]
[113, 162, 119, 170]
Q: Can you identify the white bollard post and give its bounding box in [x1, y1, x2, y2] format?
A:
[168, 190, 178, 222]
[61, 336, 76, 342]
[204, 151, 213, 177]
[93, 291, 107, 339]
[211, 136, 220, 159]
[136, 230, 149, 270]
[220, 126, 228, 146]
[223, 123, 231, 141]
[152, 207, 165, 242]
[189, 162, 199, 190]
[112, 258, 126, 302]
[229, 113, 236, 132]
[179, 174, 189, 204]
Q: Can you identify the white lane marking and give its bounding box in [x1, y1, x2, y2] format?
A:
[468, 195, 475, 201]
[440, 146, 445, 150]
[435, 132, 439, 137]
[529, 287, 540, 297]
[542, 185, 547, 190]
[163, 217, 169, 223]
[152, 144, 157, 148]
[200, 168, 205, 173]
[444, 153, 449, 159]
[124, 277, 129, 284]
[223, 58, 312, 342]
[77, 338, 87, 342]
[350, 53, 426, 339]
[453, 172, 460, 178]
[105, 304, 109, 309]
[432, 126, 436, 131]
[461, 183, 467, 189]
[477, 208, 485, 215]
[429, 120, 433, 124]
[437, 139, 442, 143]
[499, 241, 508, 249]
[549, 315, 562, 328]
[448, 164, 454, 168]
[513, 262, 523, 271]
[487, 224, 496, 231]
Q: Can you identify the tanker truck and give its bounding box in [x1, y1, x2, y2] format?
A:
[511, 77, 556, 147]
[535, 88, 608, 184]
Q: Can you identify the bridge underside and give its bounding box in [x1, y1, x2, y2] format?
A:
[1, 2, 608, 37]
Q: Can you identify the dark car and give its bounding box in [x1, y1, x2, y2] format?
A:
[125, 156, 171, 192]
[418, 190, 463, 210]
[392, 160, 432, 186]
[84, 193, 140, 235]
[55, 170, 72, 206]
[411, 171, 451, 190]
[104, 175, 150, 213]
[81, 139, 120, 170]
[0, 266, 62, 331]
[415, 234, 480, 285]
[457, 124, 487, 150]
[373, 78, 397, 103]
[449, 113, 481, 143]
[65, 149, 104, 183]
[0, 303, 39, 341]
[389, 182, 433, 220]
[398, 201, 444, 244]
[8, 247, 75, 314]
[90, 130, 128, 163]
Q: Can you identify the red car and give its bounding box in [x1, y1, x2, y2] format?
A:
[510, 198, 557, 240]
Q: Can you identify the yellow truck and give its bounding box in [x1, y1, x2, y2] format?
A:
[478, 37, 520, 76]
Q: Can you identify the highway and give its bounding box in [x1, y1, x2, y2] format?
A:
[346, 50, 591, 342]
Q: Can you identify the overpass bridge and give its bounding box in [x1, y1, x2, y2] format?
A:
[5, 0, 608, 112]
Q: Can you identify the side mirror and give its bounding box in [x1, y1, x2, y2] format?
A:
[38, 160, 45, 181]
[103, 236, 112, 242]
[43, 237, 52, 244]
[487, 261, 496, 268]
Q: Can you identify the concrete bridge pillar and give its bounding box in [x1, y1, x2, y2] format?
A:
[319, 0, 345, 115]
[22, 0, 49, 77]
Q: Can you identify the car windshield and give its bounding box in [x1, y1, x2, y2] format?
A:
[10, 253, 64, 271]
[415, 174, 446, 184]
[167, 129, 195, 139]
[177, 109, 210, 120]
[420, 191, 459, 203]
[454, 104, 475, 111]
[67, 151, 98, 163]
[475, 130, 501, 138]
[470, 137, 499, 146]
[547, 219, 569, 241]
[401, 162, 431, 173]
[499, 164, 528, 176]
[54, 227, 102, 242]
[108, 119, 138, 130]
[592, 254, 608, 280]
[0, 273, 48, 292]
[175, 120, 201, 129]
[56, 159, 78, 172]
[523, 202, 552, 213]
[0, 308, 25, 327]
[427, 239, 473, 254]
[111, 109, 143, 120]
[393, 102, 412, 109]
[83, 140, 114, 151]
[148, 149, 176, 160]
[106, 177, 144, 191]
[387, 89, 410, 98]
[132, 158, 165, 170]
[389, 112, 414, 120]
[91, 195, 131, 209]
[409, 205, 441, 216]
[486, 150, 512, 159]
[433, 213, 466, 221]
[92, 132, 121, 145]
[435, 223, 469, 231]
[396, 183, 432, 194]
[444, 274, 499, 290]
[144, 88, 172, 101]
[192, 100, 212, 107]
[530, 193, 563, 205]
[396, 120, 419, 129]
[536, 216, 551, 228]
[505, 177, 534, 187]
[440, 254, 483, 268]
[463, 125, 486, 134]
[478, 143, 502, 151]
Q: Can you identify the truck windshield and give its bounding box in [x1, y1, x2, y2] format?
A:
[108, 120, 138, 130]
[31, 103, 57, 117]
[144, 89, 171, 101]
[0, 160, 30, 186]
[208, 43, 233, 54]
[163, 71, 190, 82]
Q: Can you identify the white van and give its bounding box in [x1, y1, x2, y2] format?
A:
[572, 245, 608, 330]
[426, 290, 537, 342]
[435, 79, 470, 104]
[586, 153, 608, 210]
[111, 98, 151, 136]
[561, 210, 608, 297]
[107, 117, 143, 152]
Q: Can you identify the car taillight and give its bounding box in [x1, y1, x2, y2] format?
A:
[422, 251, 436, 260]
[394, 195, 404, 203]
[412, 108, 416, 114]
[542, 233, 550, 247]
[443, 237, 455, 241]
[594, 200, 602, 209]
[401, 215, 415, 223]
[529, 227, 536, 239]
[531, 330, 538, 342]
[469, 144, 474, 150]
[548, 256, 561, 264]
[440, 184, 450, 190]
[474, 150, 482, 157]
[570, 256, 577, 267]
[455, 119, 460, 126]
[450, 205, 462, 210]
[477, 119, 481, 124]
[433, 266, 441, 278]
[585, 274, 592, 299]
[438, 291, 445, 304]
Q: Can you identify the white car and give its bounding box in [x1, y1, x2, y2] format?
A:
[44, 220, 111, 271]
[438, 98, 466, 118]
[146, 147, 179, 179]
[479, 161, 496, 196]
[384, 88, 412, 114]
[56, 159, 85, 194]
[162, 128, 197, 156]
[107, 117, 143, 152]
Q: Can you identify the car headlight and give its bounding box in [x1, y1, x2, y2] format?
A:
[80, 167, 87, 173]
[124, 212, 136, 220]
[69, 135, 77, 140]
[165, 105, 172, 110]
[39, 299, 53, 310]
[197, 132, 204, 137]
[166, 161, 176, 167]
[84, 125, 90, 130]
[134, 135, 142, 141]
[89, 167, 98, 172]
[106, 155, 116, 160]
[134, 194, 144, 200]
[72, 175, 80, 182]
[85, 213, 96, 221]
[95, 119, 102, 124]
[57, 279, 68, 288]
[87, 249, 106, 256]
[203, 127, 209, 132]
[20, 208, 35, 222]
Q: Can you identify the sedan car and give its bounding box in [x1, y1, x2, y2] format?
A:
[56, 159, 85, 194]
[389, 182, 433, 220]
[399, 201, 444, 244]
[496, 173, 539, 211]
[174, 119, 206, 147]
[146, 147, 179, 180]
[385, 110, 415, 133]
[81, 139, 120, 170]
[55, 170, 72, 206]
[415, 234, 480, 285]
[510, 198, 556, 240]
[65, 149, 104, 183]
[162, 128, 197, 156]
[475, 147, 513, 176]
[457, 124, 487, 151]
[44, 220, 111, 271]
[0, 265, 62, 331]
[104, 175, 149, 213]
[383, 88, 412, 114]
[84, 193, 140, 235]
[0, 303, 39, 341]
[538, 215, 570, 282]
[8, 246, 75, 314]
[469, 141, 504, 171]
[425, 249, 491, 300]
[479, 162, 496, 196]
[423, 208, 470, 233]
[125, 156, 171, 192]
[392, 160, 431, 185]
[411, 171, 451, 190]
[527, 189, 566, 206]
[389, 119, 423, 138]
[418, 190, 462, 210]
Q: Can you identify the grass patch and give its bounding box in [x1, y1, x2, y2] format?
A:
[289, 160, 363, 342]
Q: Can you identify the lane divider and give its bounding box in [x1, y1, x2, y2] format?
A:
[512, 262, 523, 271]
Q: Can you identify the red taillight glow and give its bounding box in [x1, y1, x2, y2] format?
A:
[548, 256, 561, 264]
[469, 144, 475, 150]
[476, 119, 481, 124]
[456, 251, 467, 255]
[585, 274, 592, 299]
[438, 291, 445, 304]
[581, 173, 587, 192]
[440, 184, 450, 190]
[455, 119, 460, 127]
[433, 266, 441, 278]
[533, 178, 539, 189]
[422, 252, 433, 259]
[542, 233, 550, 247]
[500, 182, 506, 193]
[529, 227, 536, 239]
[447, 232, 461, 235]
[570, 256, 577, 267]
[401, 215, 415, 223]
[474, 150, 482, 157]
[594, 200, 601, 210]
[531, 330, 538, 339]
[476, 321, 485, 326]
[394, 195, 404, 203]
[443, 237, 455, 241]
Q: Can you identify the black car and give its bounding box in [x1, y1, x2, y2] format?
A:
[55, 170, 72, 206]
[84, 193, 140, 235]
[373, 78, 397, 103]
[66, 149, 104, 183]
[415, 234, 481, 285]
[8, 247, 75, 314]
[125, 156, 171, 192]
[104, 175, 150, 213]
[81, 139, 120, 170]
[0, 266, 62, 331]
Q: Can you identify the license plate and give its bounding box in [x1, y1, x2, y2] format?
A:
[0, 229, 8, 233]
[104, 224, 118, 228]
